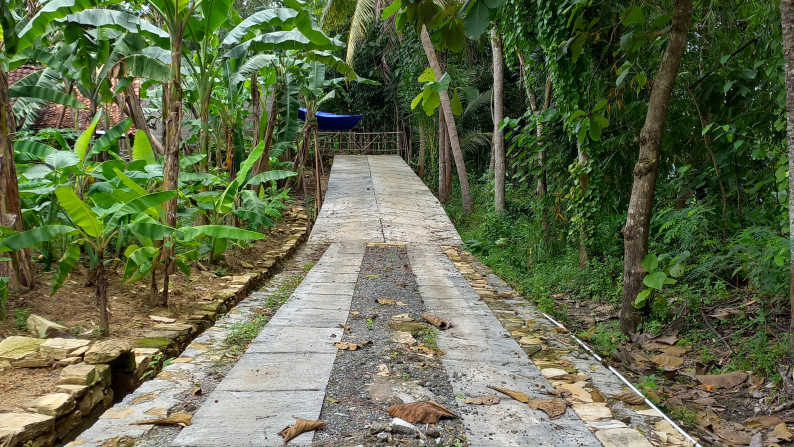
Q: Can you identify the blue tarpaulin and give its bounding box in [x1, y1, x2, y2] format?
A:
[299, 108, 364, 131]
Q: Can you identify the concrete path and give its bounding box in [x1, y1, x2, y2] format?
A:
[170, 156, 692, 447]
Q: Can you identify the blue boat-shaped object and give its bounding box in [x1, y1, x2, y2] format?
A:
[298, 108, 364, 131]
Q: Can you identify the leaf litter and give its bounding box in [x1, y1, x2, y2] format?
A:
[386, 401, 458, 424]
[488, 386, 567, 419]
[279, 417, 327, 443]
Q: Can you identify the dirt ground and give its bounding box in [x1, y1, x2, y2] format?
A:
[0, 204, 307, 414]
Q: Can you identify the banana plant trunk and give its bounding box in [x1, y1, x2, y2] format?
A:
[420, 25, 473, 214]
[125, 84, 164, 155]
[252, 97, 278, 193]
[621, 0, 692, 335]
[491, 27, 506, 213]
[251, 73, 261, 148]
[161, 40, 184, 308]
[96, 252, 109, 336]
[199, 85, 213, 172]
[0, 68, 35, 289]
[314, 126, 322, 212]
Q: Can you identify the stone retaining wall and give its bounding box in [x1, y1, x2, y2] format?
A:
[0, 209, 310, 447]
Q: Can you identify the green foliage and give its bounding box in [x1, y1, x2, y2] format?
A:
[14, 308, 30, 331]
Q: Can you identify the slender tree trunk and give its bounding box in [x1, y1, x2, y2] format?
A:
[438, 110, 449, 202]
[0, 68, 35, 290]
[418, 125, 426, 179]
[96, 253, 109, 336]
[420, 25, 474, 213]
[621, 0, 692, 335]
[314, 126, 323, 212]
[125, 84, 165, 155]
[161, 40, 184, 308]
[782, 0, 794, 344]
[444, 124, 452, 196]
[491, 27, 506, 213]
[577, 139, 589, 268]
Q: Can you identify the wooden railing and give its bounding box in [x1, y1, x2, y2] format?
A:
[316, 131, 408, 159]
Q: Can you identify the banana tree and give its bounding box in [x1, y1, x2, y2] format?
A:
[188, 140, 295, 261]
[1, 0, 97, 289]
[0, 187, 177, 335]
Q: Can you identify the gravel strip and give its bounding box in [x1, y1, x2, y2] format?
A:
[313, 244, 466, 447]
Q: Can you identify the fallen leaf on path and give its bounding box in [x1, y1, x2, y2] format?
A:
[746, 416, 783, 429]
[395, 301, 408, 306]
[528, 398, 567, 419]
[775, 423, 793, 441]
[553, 327, 569, 334]
[614, 391, 645, 405]
[659, 345, 689, 356]
[488, 386, 531, 403]
[714, 423, 752, 445]
[386, 401, 458, 424]
[394, 281, 407, 287]
[191, 386, 202, 396]
[376, 298, 397, 305]
[651, 354, 683, 368]
[421, 313, 452, 330]
[333, 341, 372, 351]
[131, 413, 192, 426]
[376, 364, 391, 377]
[364, 274, 380, 279]
[149, 315, 176, 323]
[410, 345, 444, 356]
[339, 324, 352, 334]
[547, 373, 589, 382]
[391, 313, 413, 322]
[590, 390, 606, 402]
[696, 371, 748, 389]
[464, 395, 500, 405]
[279, 418, 327, 443]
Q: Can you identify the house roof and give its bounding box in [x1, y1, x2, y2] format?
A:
[8, 65, 139, 133]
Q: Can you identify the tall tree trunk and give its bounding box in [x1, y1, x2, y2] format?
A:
[420, 25, 474, 214]
[621, 0, 692, 335]
[161, 40, 184, 308]
[314, 126, 323, 212]
[438, 110, 449, 202]
[0, 68, 35, 290]
[444, 123, 452, 196]
[782, 0, 794, 346]
[491, 27, 506, 213]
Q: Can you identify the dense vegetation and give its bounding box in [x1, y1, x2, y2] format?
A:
[323, 0, 794, 377]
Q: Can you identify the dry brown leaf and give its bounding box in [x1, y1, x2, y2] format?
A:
[590, 390, 606, 403]
[386, 401, 458, 424]
[614, 391, 645, 405]
[714, 424, 752, 445]
[376, 364, 391, 377]
[775, 423, 793, 442]
[528, 398, 567, 419]
[131, 413, 192, 426]
[696, 371, 748, 389]
[464, 395, 500, 405]
[659, 345, 689, 356]
[653, 334, 679, 345]
[651, 354, 684, 368]
[410, 345, 444, 357]
[376, 298, 397, 305]
[421, 313, 452, 330]
[488, 386, 531, 403]
[395, 301, 408, 306]
[746, 416, 784, 429]
[333, 341, 372, 351]
[279, 417, 327, 443]
[391, 313, 413, 322]
[547, 373, 589, 382]
[190, 386, 202, 396]
[338, 324, 352, 334]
